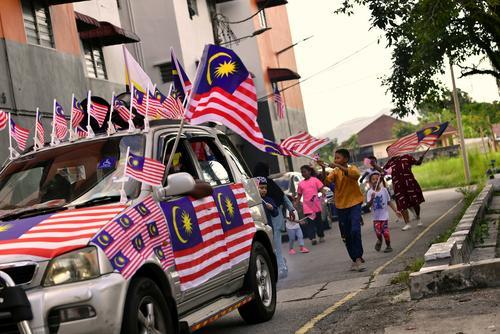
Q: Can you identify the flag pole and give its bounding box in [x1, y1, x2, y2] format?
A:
[144, 85, 150, 132]
[34, 107, 39, 152]
[128, 85, 136, 132]
[50, 99, 56, 146]
[8, 112, 13, 160]
[86, 90, 95, 138]
[108, 91, 116, 136]
[120, 146, 130, 204]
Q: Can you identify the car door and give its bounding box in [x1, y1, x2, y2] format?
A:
[156, 134, 232, 313]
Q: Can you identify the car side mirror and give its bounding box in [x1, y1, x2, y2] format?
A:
[154, 172, 196, 200]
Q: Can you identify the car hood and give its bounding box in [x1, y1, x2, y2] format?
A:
[0, 203, 126, 261]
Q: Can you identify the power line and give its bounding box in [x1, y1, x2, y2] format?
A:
[215, 0, 270, 24]
[258, 40, 377, 101]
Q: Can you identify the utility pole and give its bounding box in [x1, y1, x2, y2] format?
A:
[449, 60, 471, 184]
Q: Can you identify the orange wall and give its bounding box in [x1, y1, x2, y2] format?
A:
[0, 0, 27, 43]
[252, 2, 305, 111]
[0, 1, 80, 55]
[51, 4, 80, 55]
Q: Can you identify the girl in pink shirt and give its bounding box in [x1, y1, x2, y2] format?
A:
[295, 165, 325, 245]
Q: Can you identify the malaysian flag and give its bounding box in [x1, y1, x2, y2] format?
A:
[92, 197, 174, 279]
[186, 44, 265, 150]
[114, 99, 130, 122]
[171, 48, 192, 101]
[36, 111, 44, 147]
[125, 152, 165, 186]
[0, 110, 7, 131]
[0, 204, 126, 259]
[273, 86, 286, 119]
[281, 131, 330, 157]
[132, 86, 148, 117]
[10, 118, 30, 151]
[71, 97, 85, 128]
[54, 101, 68, 140]
[387, 122, 449, 157]
[76, 127, 87, 138]
[263, 138, 291, 156]
[155, 89, 184, 119]
[148, 90, 163, 119]
[90, 100, 108, 127]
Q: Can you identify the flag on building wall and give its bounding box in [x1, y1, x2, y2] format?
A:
[171, 48, 192, 102]
[281, 131, 330, 157]
[386, 122, 449, 157]
[123, 45, 154, 93]
[54, 101, 68, 140]
[186, 44, 265, 151]
[92, 197, 175, 279]
[273, 86, 286, 119]
[10, 118, 29, 151]
[89, 101, 108, 127]
[125, 152, 165, 186]
[0, 110, 8, 131]
[71, 97, 85, 129]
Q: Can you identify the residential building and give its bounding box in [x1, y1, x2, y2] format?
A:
[118, 0, 309, 173]
[0, 0, 138, 162]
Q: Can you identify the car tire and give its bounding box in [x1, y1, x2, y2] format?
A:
[121, 277, 175, 334]
[238, 241, 277, 324]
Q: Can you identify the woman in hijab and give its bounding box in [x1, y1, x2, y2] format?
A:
[253, 162, 296, 279]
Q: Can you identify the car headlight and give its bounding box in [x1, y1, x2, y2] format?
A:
[43, 247, 100, 287]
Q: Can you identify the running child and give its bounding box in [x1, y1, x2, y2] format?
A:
[366, 172, 401, 253]
[286, 215, 309, 255]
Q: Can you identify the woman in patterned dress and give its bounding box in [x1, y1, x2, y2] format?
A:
[382, 154, 425, 230]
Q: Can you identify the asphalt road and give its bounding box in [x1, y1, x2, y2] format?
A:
[195, 187, 464, 334]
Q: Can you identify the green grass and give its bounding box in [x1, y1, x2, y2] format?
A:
[412, 151, 500, 191]
[391, 257, 425, 285]
[431, 185, 481, 244]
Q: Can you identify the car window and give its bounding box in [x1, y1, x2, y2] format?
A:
[217, 135, 251, 179]
[161, 138, 198, 184]
[189, 138, 233, 186]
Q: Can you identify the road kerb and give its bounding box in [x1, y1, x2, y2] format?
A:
[294, 199, 464, 334]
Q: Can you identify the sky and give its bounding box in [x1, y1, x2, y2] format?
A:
[285, 0, 500, 136]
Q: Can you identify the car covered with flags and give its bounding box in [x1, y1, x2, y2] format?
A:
[0, 120, 277, 334]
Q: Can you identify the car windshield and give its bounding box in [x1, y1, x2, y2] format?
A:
[273, 177, 290, 191]
[0, 135, 144, 218]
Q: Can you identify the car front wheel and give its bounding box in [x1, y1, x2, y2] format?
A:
[238, 241, 277, 324]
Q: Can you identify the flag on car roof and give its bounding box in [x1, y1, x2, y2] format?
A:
[89, 100, 108, 127]
[125, 151, 165, 186]
[171, 48, 192, 102]
[273, 86, 286, 119]
[155, 89, 184, 119]
[185, 44, 265, 151]
[35, 110, 44, 148]
[71, 97, 85, 129]
[0, 110, 8, 131]
[113, 98, 130, 123]
[280, 131, 330, 157]
[386, 122, 449, 157]
[76, 126, 87, 138]
[132, 85, 148, 117]
[10, 117, 29, 151]
[54, 101, 68, 140]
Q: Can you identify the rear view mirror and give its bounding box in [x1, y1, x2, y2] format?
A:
[154, 172, 196, 200]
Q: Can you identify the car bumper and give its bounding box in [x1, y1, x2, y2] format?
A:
[24, 273, 128, 334]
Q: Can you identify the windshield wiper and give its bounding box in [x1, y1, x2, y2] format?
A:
[74, 195, 122, 209]
[0, 206, 67, 221]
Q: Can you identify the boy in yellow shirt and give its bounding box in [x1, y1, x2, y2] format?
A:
[321, 149, 365, 271]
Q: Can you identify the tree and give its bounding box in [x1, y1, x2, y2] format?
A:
[392, 122, 418, 138]
[335, 0, 500, 117]
[341, 134, 360, 161]
[317, 138, 338, 162]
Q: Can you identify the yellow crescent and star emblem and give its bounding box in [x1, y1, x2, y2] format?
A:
[207, 52, 238, 85]
[118, 215, 132, 229]
[0, 223, 12, 233]
[147, 221, 159, 237]
[97, 232, 113, 248]
[172, 206, 194, 244]
[112, 253, 128, 269]
[423, 125, 440, 136]
[133, 234, 144, 251]
[217, 193, 235, 225]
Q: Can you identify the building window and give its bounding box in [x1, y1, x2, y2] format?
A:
[21, 0, 54, 48]
[156, 62, 173, 84]
[83, 42, 108, 80]
[187, 0, 199, 19]
[258, 9, 267, 28]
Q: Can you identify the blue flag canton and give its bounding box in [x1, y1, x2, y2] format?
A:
[134, 88, 146, 105]
[92, 230, 114, 251]
[128, 153, 145, 171]
[114, 213, 134, 231]
[416, 122, 448, 142]
[111, 251, 130, 272]
[264, 139, 285, 156]
[160, 196, 202, 252]
[153, 245, 166, 261]
[195, 44, 249, 95]
[213, 185, 244, 232]
[73, 98, 84, 112]
[55, 101, 65, 116]
[131, 233, 145, 252]
[147, 221, 160, 238]
[154, 88, 167, 104]
[134, 202, 151, 217]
